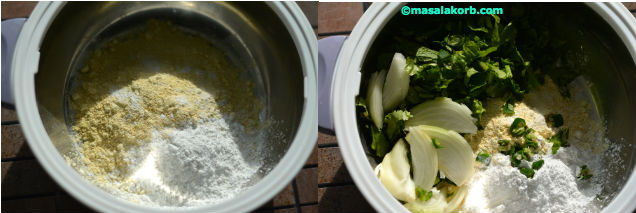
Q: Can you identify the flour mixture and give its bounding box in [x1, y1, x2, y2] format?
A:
[461, 78, 622, 212]
[65, 20, 268, 206]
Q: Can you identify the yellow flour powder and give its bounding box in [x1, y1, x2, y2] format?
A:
[465, 77, 604, 155]
[66, 20, 263, 187]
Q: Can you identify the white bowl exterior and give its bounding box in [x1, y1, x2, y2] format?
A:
[12, 2, 317, 213]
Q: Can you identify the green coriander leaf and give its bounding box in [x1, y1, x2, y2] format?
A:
[416, 47, 438, 63]
[432, 138, 444, 149]
[502, 99, 515, 115]
[510, 118, 527, 137]
[476, 152, 491, 165]
[520, 167, 535, 178]
[370, 125, 389, 158]
[546, 114, 564, 127]
[384, 110, 412, 142]
[405, 57, 425, 76]
[532, 159, 544, 170]
[472, 99, 486, 124]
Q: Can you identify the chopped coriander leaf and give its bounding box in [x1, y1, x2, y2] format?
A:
[520, 167, 535, 178]
[510, 118, 527, 137]
[416, 186, 433, 201]
[532, 159, 544, 170]
[476, 152, 491, 165]
[546, 113, 564, 127]
[502, 99, 515, 115]
[432, 138, 444, 149]
[370, 125, 390, 158]
[384, 110, 412, 142]
[578, 165, 593, 180]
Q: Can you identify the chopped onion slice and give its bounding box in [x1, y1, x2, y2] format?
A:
[406, 127, 439, 190]
[378, 139, 416, 202]
[367, 70, 387, 129]
[414, 125, 475, 186]
[382, 53, 409, 112]
[406, 97, 478, 134]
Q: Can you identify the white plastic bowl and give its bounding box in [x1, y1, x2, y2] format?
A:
[331, 2, 636, 213]
[12, 2, 317, 212]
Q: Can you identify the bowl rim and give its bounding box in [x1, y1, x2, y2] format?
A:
[12, 2, 317, 212]
[331, 2, 636, 213]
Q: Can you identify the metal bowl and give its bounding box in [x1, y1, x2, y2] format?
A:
[331, 2, 636, 212]
[12, 1, 317, 212]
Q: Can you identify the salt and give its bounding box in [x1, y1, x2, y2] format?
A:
[462, 153, 601, 213]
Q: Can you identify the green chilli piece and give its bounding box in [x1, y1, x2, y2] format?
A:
[415, 186, 433, 201]
[432, 138, 444, 149]
[502, 99, 515, 115]
[532, 159, 544, 170]
[498, 139, 511, 153]
[476, 152, 491, 165]
[520, 167, 535, 178]
[577, 165, 593, 180]
[510, 118, 527, 137]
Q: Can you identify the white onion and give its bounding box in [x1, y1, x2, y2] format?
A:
[382, 53, 409, 112]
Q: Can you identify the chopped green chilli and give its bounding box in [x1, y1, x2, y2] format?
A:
[498, 139, 511, 152]
[510, 118, 527, 137]
[432, 138, 444, 149]
[476, 152, 491, 165]
[532, 160, 544, 170]
[578, 165, 593, 180]
[549, 128, 570, 154]
[520, 167, 535, 178]
[502, 99, 515, 115]
[511, 151, 524, 167]
[416, 186, 433, 201]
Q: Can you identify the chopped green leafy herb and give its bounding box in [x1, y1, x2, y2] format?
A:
[510, 118, 527, 137]
[432, 138, 444, 149]
[546, 114, 564, 127]
[578, 165, 593, 180]
[502, 99, 515, 115]
[384, 110, 413, 142]
[476, 152, 491, 165]
[532, 159, 544, 170]
[520, 167, 535, 178]
[370, 125, 390, 158]
[415, 186, 433, 201]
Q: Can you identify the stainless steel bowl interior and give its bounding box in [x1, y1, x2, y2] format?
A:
[34, 1, 304, 197]
[358, 2, 636, 207]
